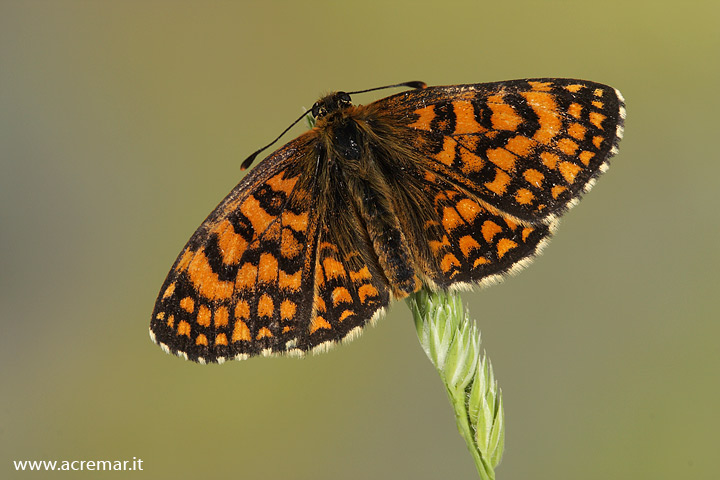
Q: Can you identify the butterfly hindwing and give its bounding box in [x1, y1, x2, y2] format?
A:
[404, 169, 555, 289]
[369, 154, 554, 289]
[306, 224, 391, 353]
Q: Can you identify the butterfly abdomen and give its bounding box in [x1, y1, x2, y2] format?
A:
[348, 175, 419, 298]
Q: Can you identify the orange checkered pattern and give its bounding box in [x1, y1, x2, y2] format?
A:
[150, 79, 625, 363]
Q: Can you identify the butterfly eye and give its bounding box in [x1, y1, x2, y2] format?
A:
[312, 102, 327, 119]
[339, 92, 352, 104]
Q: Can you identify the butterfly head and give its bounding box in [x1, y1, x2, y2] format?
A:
[311, 92, 353, 120]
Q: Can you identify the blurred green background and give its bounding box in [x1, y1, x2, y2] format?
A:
[2, 1, 718, 479]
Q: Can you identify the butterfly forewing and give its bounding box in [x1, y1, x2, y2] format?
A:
[151, 133, 322, 362]
[373, 78, 625, 223]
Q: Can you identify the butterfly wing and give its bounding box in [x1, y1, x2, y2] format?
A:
[377, 163, 556, 289]
[371, 78, 625, 224]
[150, 129, 393, 362]
[151, 78, 626, 361]
[362, 78, 624, 287]
[150, 131, 316, 362]
[305, 223, 391, 355]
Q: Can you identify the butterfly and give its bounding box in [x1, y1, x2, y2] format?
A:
[150, 78, 625, 364]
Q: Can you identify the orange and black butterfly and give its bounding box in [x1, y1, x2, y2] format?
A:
[150, 78, 625, 363]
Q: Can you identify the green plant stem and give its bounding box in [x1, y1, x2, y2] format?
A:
[407, 288, 504, 480]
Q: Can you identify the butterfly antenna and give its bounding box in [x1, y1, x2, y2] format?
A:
[346, 81, 426, 95]
[240, 110, 312, 170]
